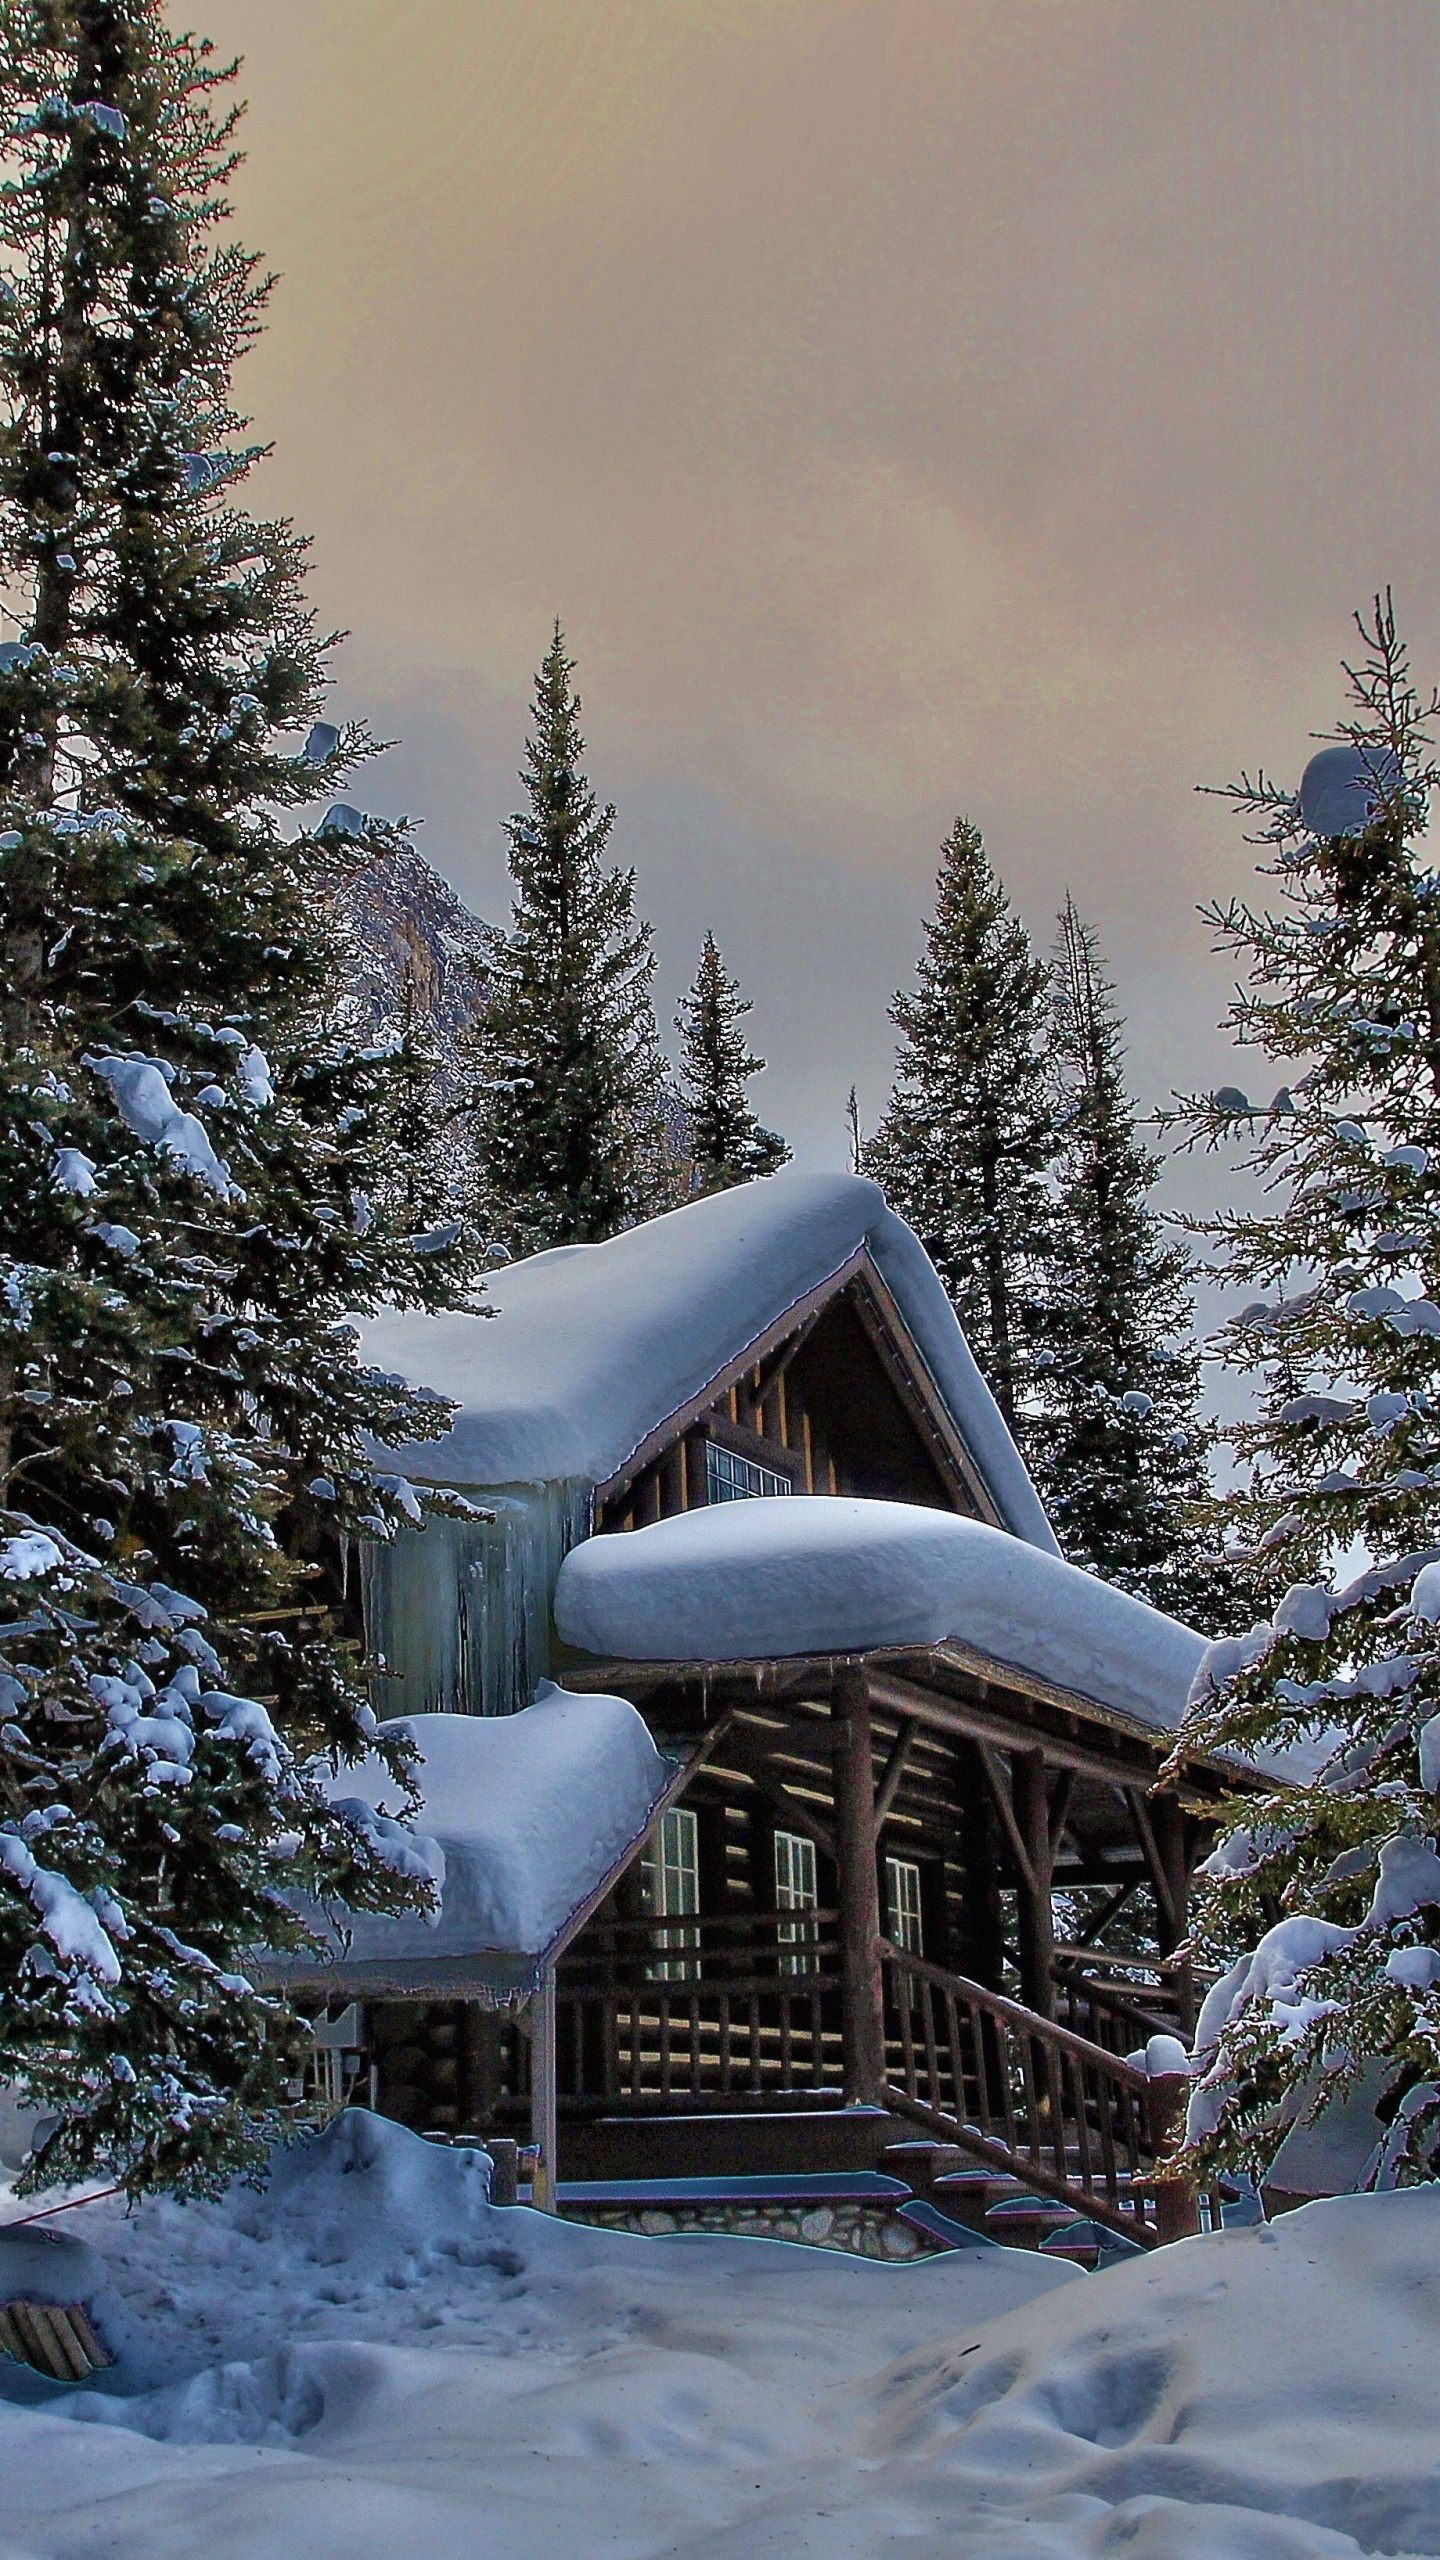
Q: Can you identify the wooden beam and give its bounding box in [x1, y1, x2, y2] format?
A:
[977, 1743, 1038, 1896]
[1125, 1787, 1183, 1941]
[845, 1270, 997, 1522]
[872, 1718, 919, 1834]
[1012, 1747, 1056, 2020]
[833, 1664, 886, 2105]
[864, 1669, 1180, 1793]
[529, 1968, 557, 2211]
[1047, 1767, 1077, 1860]
[1069, 1877, 1141, 1945]
[561, 1653, 1235, 1802]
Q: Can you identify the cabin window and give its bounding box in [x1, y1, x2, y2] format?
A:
[705, 1441, 793, 1504]
[642, 1806, 700, 1982]
[773, 1827, 818, 1975]
[885, 1855, 925, 1956]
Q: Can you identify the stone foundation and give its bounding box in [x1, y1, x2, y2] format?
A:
[557, 2199, 942, 2257]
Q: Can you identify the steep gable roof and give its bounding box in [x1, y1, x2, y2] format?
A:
[363, 1171, 1058, 1553]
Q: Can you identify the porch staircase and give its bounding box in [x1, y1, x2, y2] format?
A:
[877, 1944, 1196, 2247]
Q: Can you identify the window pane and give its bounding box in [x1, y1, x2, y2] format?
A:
[774, 1827, 818, 1976]
[643, 1806, 700, 1982]
[885, 1855, 924, 1956]
[706, 1441, 793, 1504]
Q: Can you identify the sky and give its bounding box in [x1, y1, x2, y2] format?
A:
[220, 0, 1440, 1185]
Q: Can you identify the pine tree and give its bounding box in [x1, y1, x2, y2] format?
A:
[676, 932, 788, 1194]
[1031, 896, 1224, 1619]
[1172, 597, 1440, 2193]
[864, 819, 1052, 1429]
[468, 627, 676, 1253]
[384, 963, 459, 1230]
[0, 0, 476, 2197]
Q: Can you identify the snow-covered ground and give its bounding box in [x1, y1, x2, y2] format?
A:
[2, 2111, 1438, 2559]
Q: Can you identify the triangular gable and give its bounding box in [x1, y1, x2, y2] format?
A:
[362, 1171, 1056, 1553]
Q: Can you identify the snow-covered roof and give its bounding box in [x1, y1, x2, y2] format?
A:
[555, 1498, 1207, 1735]
[274, 1686, 675, 1999]
[362, 1171, 1058, 1552]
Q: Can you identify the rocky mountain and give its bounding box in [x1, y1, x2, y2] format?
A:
[333, 836, 491, 1213]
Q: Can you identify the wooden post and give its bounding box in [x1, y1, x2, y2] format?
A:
[529, 1968, 558, 2211]
[1147, 2069, 1199, 2242]
[1150, 1795, 1196, 2036]
[1012, 1748, 1056, 2021]
[956, 1744, 1006, 1991]
[833, 1663, 887, 2106]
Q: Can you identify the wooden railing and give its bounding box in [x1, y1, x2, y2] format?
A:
[881, 1942, 1191, 2244]
[1050, 1954, 1182, 2057]
[554, 1911, 845, 2108]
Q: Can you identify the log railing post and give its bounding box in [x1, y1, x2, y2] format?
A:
[833, 1662, 887, 2106]
[1147, 2068, 1199, 2242]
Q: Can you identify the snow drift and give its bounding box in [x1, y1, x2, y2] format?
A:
[3, 2115, 1439, 2558]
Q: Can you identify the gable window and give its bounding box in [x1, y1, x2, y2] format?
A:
[885, 1854, 924, 1956]
[773, 1826, 818, 1976]
[706, 1441, 793, 1504]
[642, 1805, 700, 1982]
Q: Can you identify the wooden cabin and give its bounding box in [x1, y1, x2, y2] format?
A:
[352, 1172, 1234, 2241]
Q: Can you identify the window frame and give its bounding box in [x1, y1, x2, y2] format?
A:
[773, 1825, 820, 1977]
[884, 1852, 925, 1957]
[642, 1804, 701, 1983]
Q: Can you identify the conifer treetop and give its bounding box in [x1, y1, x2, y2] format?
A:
[470, 624, 678, 1253]
[865, 816, 1052, 1429]
[1032, 894, 1226, 1622]
[676, 930, 788, 1195]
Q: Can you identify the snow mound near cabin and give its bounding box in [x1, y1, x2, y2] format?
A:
[4, 2127, 1440, 2559]
[557, 1498, 1206, 1732]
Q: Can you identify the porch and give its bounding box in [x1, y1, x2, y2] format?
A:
[370, 1635, 1225, 2245]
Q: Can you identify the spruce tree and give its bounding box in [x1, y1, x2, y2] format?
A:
[468, 626, 675, 1254]
[384, 962, 459, 1229]
[1032, 896, 1223, 1619]
[0, 0, 474, 2197]
[1173, 597, 1440, 2192]
[865, 819, 1052, 1429]
[676, 931, 788, 1194]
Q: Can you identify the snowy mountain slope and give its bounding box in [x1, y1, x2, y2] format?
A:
[2, 2114, 1437, 2559]
[334, 836, 491, 1066]
[331, 837, 491, 1211]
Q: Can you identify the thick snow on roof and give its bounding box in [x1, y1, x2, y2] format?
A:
[361, 1171, 1058, 1553]
[556, 1497, 1206, 1733]
[306, 1687, 672, 1979]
